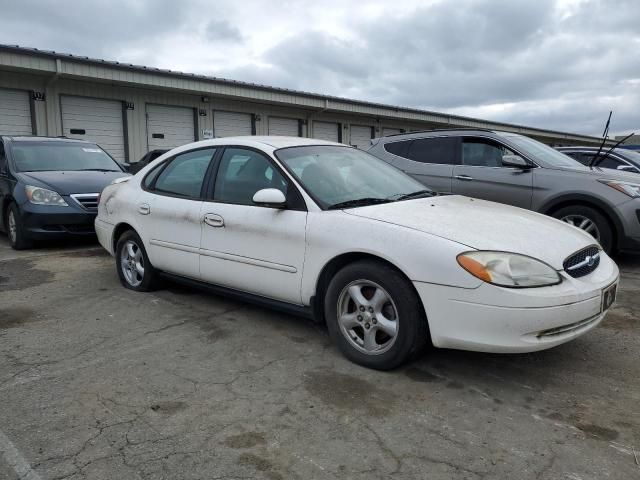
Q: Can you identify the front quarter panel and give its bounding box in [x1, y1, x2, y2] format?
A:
[301, 210, 482, 304]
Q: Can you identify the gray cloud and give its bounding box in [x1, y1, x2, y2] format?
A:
[1, 0, 638, 135]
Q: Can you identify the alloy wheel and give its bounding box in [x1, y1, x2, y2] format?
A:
[337, 280, 399, 355]
[561, 214, 601, 242]
[8, 210, 17, 244]
[120, 240, 145, 287]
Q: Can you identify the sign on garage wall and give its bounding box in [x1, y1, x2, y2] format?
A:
[313, 121, 340, 142]
[61, 96, 126, 162]
[350, 125, 374, 149]
[213, 111, 253, 137]
[268, 117, 299, 137]
[146, 104, 196, 151]
[0, 89, 33, 136]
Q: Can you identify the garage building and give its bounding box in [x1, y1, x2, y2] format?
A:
[0, 45, 610, 164]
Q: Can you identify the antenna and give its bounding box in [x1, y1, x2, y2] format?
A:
[590, 111, 612, 168]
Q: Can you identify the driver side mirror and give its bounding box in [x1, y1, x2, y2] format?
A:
[252, 188, 287, 208]
[502, 154, 529, 169]
[617, 165, 639, 173]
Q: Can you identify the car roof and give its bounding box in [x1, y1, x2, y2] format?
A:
[171, 136, 344, 152]
[375, 128, 501, 142]
[2, 135, 91, 144]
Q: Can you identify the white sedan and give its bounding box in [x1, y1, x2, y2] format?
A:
[95, 137, 619, 370]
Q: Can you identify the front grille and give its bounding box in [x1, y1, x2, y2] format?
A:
[563, 246, 601, 278]
[71, 193, 100, 211]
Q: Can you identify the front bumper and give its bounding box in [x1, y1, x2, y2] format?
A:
[20, 202, 97, 240]
[414, 254, 620, 353]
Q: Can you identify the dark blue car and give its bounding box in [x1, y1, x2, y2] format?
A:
[0, 136, 129, 249]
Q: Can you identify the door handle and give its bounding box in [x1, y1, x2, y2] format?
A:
[138, 203, 150, 215]
[203, 213, 224, 228]
[455, 175, 474, 181]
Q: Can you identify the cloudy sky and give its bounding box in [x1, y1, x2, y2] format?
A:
[2, 0, 638, 136]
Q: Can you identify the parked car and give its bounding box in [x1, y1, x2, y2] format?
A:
[95, 136, 618, 370]
[556, 146, 640, 174]
[0, 136, 129, 249]
[128, 149, 169, 174]
[367, 129, 640, 254]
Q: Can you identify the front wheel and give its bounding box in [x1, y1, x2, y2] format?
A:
[552, 205, 613, 254]
[115, 230, 158, 291]
[6, 203, 32, 250]
[324, 260, 429, 370]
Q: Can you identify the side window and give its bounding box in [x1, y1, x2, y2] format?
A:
[594, 155, 624, 170]
[153, 148, 216, 198]
[462, 138, 515, 167]
[214, 148, 287, 206]
[408, 137, 459, 165]
[142, 161, 166, 189]
[562, 151, 586, 165]
[0, 142, 6, 174]
[384, 140, 412, 158]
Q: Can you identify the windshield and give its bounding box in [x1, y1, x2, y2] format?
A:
[11, 142, 122, 172]
[275, 145, 430, 209]
[499, 134, 584, 168]
[619, 149, 640, 165]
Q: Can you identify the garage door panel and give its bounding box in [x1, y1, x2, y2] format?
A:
[313, 121, 340, 142]
[0, 89, 33, 136]
[146, 105, 195, 151]
[61, 96, 126, 162]
[350, 125, 373, 149]
[268, 117, 299, 136]
[214, 111, 253, 138]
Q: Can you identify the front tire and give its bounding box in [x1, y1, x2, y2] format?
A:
[115, 230, 158, 291]
[552, 205, 613, 254]
[324, 260, 429, 370]
[6, 203, 32, 250]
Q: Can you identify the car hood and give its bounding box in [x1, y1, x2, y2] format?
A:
[344, 196, 595, 269]
[17, 171, 130, 195]
[547, 164, 640, 182]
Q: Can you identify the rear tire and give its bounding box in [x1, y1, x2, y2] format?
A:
[552, 205, 613, 254]
[6, 203, 32, 250]
[324, 260, 429, 370]
[115, 230, 158, 291]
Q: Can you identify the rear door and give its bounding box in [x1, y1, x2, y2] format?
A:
[452, 137, 533, 209]
[386, 137, 459, 193]
[136, 147, 217, 279]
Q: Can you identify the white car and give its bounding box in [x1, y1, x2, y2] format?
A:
[95, 137, 619, 370]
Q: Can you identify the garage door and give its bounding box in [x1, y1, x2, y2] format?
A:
[382, 128, 403, 136]
[146, 105, 195, 151]
[61, 96, 126, 162]
[350, 125, 373, 149]
[0, 89, 33, 136]
[213, 111, 253, 138]
[268, 117, 299, 136]
[313, 121, 340, 142]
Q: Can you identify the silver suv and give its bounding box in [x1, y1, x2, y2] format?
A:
[367, 129, 640, 254]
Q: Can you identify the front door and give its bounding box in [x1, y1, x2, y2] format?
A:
[136, 147, 217, 279]
[451, 137, 533, 209]
[199, 147, 307, 304]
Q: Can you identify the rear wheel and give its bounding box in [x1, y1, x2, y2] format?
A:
[115, 230, 158, 291]
[552, 205, 613, 254]
[6, 203, 32, 250]
[324, 260, 429, 370]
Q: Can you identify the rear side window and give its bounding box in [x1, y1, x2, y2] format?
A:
[153, 148, 216, 198]
[408, 137, 459, 165]
[0, 142, 6, 174]
[384, 140, 412, 158]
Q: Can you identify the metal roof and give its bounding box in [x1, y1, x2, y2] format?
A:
[0, 44, 608, 143]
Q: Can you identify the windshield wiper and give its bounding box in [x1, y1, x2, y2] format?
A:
[327, 198, 391, 210]
[77, 168, 120, 172]
[393, 189, 435, 201]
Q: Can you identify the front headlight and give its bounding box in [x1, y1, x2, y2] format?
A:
[599, 180, 640, 198]
[457, 251, 561, 288]
[25, 185, 68, 206]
